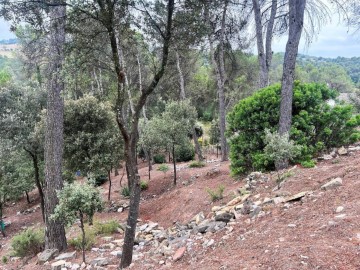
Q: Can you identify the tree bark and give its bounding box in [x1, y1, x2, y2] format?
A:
[43, 0, 67, 251]
[277, 0, 306, 169]
[25, 191, 31, 204]
[117, 1, 175, 268]
[217, 0, 229, 162]
[25, 149, 45, 222]
[79, 211, 86, 263]
[172, 143, 177, 185]
[108, 170, 112, 201]
[253, 0, 277, 87]
[175, 48, 203, 161]
[0, 202, 5, 237]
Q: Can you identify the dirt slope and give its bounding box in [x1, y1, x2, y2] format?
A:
[1, 151, 360, 269]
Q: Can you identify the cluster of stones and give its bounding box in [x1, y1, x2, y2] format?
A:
[318, 144, 360, 161]
[36, 171, 344, 269]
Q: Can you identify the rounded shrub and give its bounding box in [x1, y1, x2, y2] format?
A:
[153, 154, 166, 164]
[11, 228, 45, 257]
[227, 82, 360, 174]
[175, 141, 195, 162]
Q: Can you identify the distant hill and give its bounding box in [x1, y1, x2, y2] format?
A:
[298, 54, 360, 85]
[0, 38, 17, 45]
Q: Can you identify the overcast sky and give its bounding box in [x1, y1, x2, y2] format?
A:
[0, 16, 359, 58]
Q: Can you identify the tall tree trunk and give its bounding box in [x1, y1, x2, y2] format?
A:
[265, 0, 277, 85]
[217, 0, 229, 162]
[253, 0, 277, 87]
[175, 48, 203, 161]
[252, 0, 267, 88]
[43, 0, 67, 251]
[277, 0, 306, 169]
[117, 1, 175, 268]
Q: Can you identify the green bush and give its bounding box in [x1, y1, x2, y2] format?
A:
[175, 141, 195, 162]
[11, 228, 44, 257]
[153, 154, 166, 164]
[227, 82, 360, 174]
[301, 160, 316, 168]
[189, 161, 206, 168]
[140, 180, 149, 190]
[157, 164, 169, 175]
[206, 185, 225, 202]
[94, 220, 121, 235]
[121, 186, 130, 197]
[68, 228, 95, 251]
[2, 256, 8, 264]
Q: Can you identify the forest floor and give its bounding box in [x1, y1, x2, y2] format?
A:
[1, 149, 360, 270]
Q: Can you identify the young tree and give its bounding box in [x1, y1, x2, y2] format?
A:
[277, 0, 306, 169]
[140, 100, 197, 185]
[52, 182, 104, 263]
[63, 95, 123, 201]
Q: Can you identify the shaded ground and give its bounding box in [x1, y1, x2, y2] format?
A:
[1, 151, 360, 269]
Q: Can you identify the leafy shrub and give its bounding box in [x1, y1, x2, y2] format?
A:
[227, 82, 360, 174]
[206, 185, 225, 202]
[153, 154, 166, 164]
[2, 256, 8, 264]
[121, 186, 130, 197]
[11, 228, 44, 257]
[175, 141, 195, 162]
[263, 129, 301, 169]
[140, 180, 149, 190]
[301, 160, 316, 168]
[157, 164, 169, 175]
[94, 220, 121, 235]
[189, 161, 206, 168]
[93, 174, 108, 186]
[68, 228, 95, 251]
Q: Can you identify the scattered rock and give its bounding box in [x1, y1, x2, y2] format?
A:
[338, 147, 348, 155]
[214, 212, 234, 223]
[173, 246, 186, 261]
[288, 224, 297, 228]
[336, 206, 344, 213]
[110, 250, 122, 258]
[55, 251, 77, 261]
[321, 178, 343, 190]
[102, 236, 114, 242]
[284, 191, 308, 203]
[38, 249, 59, 264]
[51, 260, 66, 270]
[91, 257, 110, 267]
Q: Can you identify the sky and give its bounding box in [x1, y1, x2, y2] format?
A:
[0, 14, 359, 58]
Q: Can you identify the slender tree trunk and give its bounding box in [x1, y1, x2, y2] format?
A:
[148, 150, 151, 180]
[43, 0, 67, 251]
[175, 48, 203, 161]
[79, 212, 86, 263]
[0, 202, 5, 237]
[265, 0, 277, 86]
[25, 150, 45, 222]
[172, 143, 177, 185]
[108, 170, 112, 201]
[25, 191, 31, 204]
[277, 0, 306, 169]
[253, 0, 277, 87]
[112, 1, 175, 267]
[217, 0, 229, 162]
[252, 0, 267, 88]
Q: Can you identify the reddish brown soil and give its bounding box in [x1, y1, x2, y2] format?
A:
[1, 152, 360, 270]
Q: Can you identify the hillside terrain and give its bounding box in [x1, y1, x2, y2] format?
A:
[0, 146, 360, 270]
